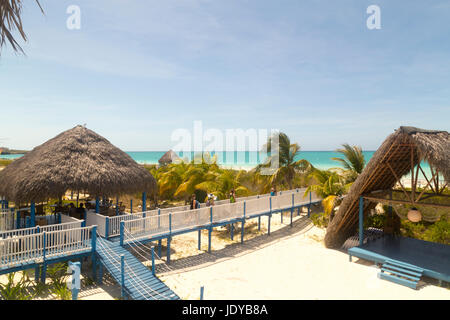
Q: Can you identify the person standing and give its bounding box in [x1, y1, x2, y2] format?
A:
[190, 194, 200, 210]
[229, 189, 236, 203]
[270, 187, 277, 196]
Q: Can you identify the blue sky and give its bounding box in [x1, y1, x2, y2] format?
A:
[0, 0, 449, 151]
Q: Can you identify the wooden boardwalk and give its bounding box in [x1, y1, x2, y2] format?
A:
[96, 237, 179, 300]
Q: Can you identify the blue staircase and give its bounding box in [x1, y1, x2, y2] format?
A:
[378, 259, 424, 289]
[96, 237, 179, 300]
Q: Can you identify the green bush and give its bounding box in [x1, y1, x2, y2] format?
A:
[401, 217, 449, 245]
[0, 272, 32, 300]
[310, 211, 330, 228]
[364, 213, 387, 229]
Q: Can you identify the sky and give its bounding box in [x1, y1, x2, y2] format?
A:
[0, 0, 449, 151]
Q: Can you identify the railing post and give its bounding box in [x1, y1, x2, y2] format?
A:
[208, 207, 213, 253]
[268, 197, 272, 235]
[16, 210, 20, 229]
[120, 221, 125, 246]
[167, 213, 172, 264]
[92, 226, 97, 252]
[130, 199, 133, 214]
[95, 197, 100, 213]
[92, 225, 98, 283]
[359, 197, 364, 247]
[158, 208, 161, 229]
[290, 193, 294, 227]
[142, 192, 147, 212]
[40, 231, 47, 283]
[151, 245, 155, 276]
[30, 202, 36, 227]
[105, 217, 109, 239]
[308, 191, 312, 218]
[200, 286, 204, 300]
[120, 255, 125, 299]
[42, 231, 47, 261]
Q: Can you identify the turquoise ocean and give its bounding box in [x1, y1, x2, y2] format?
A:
[1, 150, 374, 169]
[1, 151, 434, 180]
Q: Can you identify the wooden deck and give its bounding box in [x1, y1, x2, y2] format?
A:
[348, 235, 450, 283]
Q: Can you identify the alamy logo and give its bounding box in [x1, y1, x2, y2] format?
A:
[366, 5, 381, 30]
[171, 121, 279, 175]
[67, 5, 81, 30]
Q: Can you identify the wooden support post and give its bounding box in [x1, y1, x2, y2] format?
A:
[130, 199, 133, 214]
[158, 208, 161, 228]
[105, 217, 110, 238]
[40, 263, 47, 284]
[30, 202, 36, 228]
[290, 194, 294, 227]
[35, 266, 40, 283]
[91, 226, 97, 282]
[16, 210, 20, 229]
[308, 192, 311, 218]
[41, 231, 47, 283]
[120, 221, 124, 246]
[198, 230, 201, 250]
[142, 192, 147, 212]
[95, 197, 100, 213]
[151, 246, 155, 276]
[230, 222, 234, 240]
[208, 207, 213, 253]
[241, 201, 246, 243]
[268, 197, 272, 235]
[167, 237, 171, 264]
[208, 228, 212, 253]
[98, 264, 104, 285]
[120, 255, 125, 298]
[200, 286, 204, 300]
[359, 197, 364, 247]
[167, 213, 172, 263]
[258, 216, 261, 231]
[158, 240, 162, 257]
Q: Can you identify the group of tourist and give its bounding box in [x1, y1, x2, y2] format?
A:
[188, 186, 278, 210]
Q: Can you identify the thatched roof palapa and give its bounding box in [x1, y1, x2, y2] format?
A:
[158, 149, 180, 165]
[325, 126, 450, 249]
[0, 125, 157, 203]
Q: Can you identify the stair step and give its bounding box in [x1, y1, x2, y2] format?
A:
[384, 259, 424, 273]
[380, 268, 421, 281]
[378, 272, 418, 289]
[381, 264, 422, 278]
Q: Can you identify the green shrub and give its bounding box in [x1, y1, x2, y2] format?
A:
[0, 272, 32, 300]
[401, 217, 449, 245]
[310, 212, 330, 228]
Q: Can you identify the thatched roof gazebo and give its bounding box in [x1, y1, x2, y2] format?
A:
[325, 126, 450, 249]
[0, 125, 157, 204]
[158, 149, 180, 166]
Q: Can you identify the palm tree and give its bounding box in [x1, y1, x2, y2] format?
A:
[195, 169, 250, 200]
[0, 0, 43, 54]
[305, 168, 347, 220]
[257, 132, 313, 190]
[331, 143, 366, 183]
